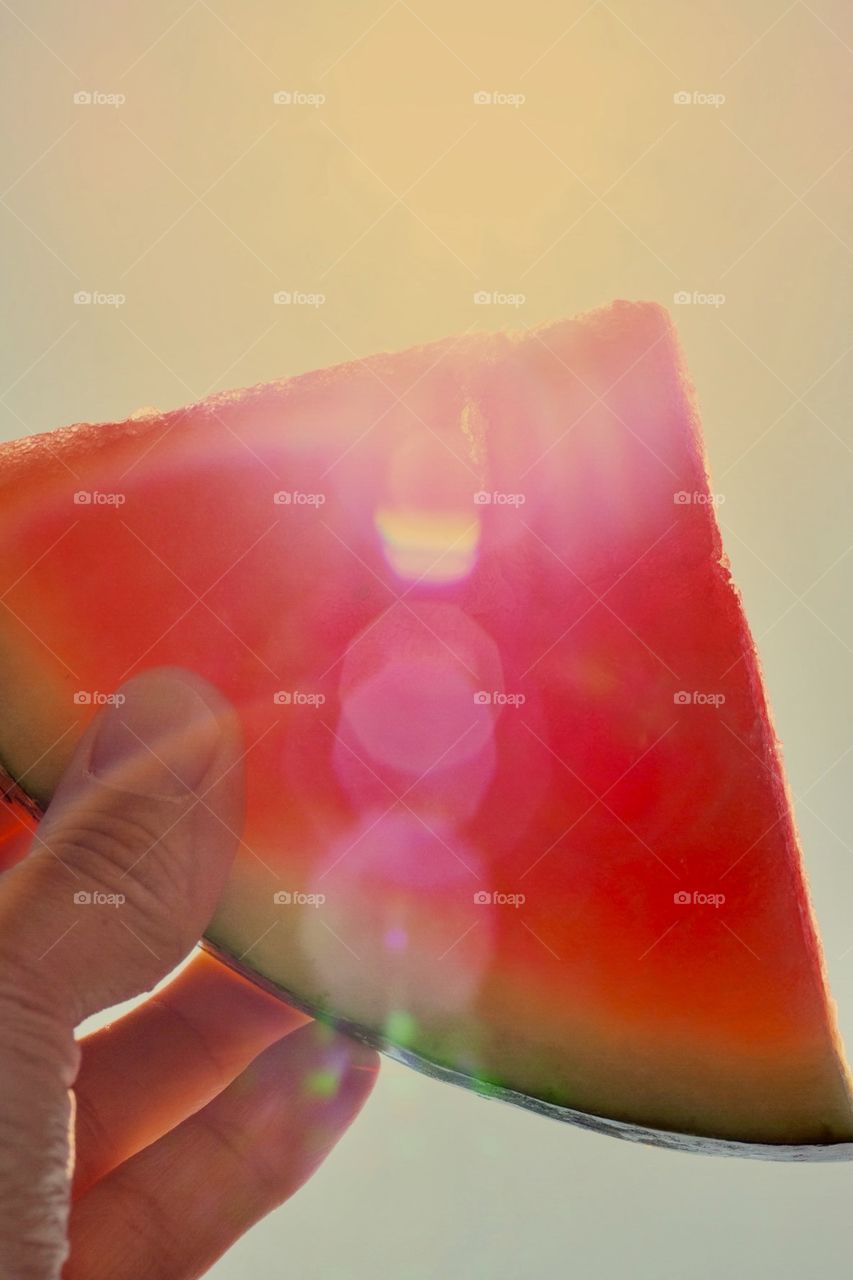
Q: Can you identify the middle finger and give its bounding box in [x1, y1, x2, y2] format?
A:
[72, 948, 308, 1195]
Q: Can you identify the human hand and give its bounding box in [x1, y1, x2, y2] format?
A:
[0, 669, 378, 1280]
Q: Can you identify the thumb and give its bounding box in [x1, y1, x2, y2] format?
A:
[0, 668, 245, 1279]
[0, 667, 245, 1025]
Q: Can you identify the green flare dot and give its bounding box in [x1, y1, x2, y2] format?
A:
[385, 1010, 417, 1045]
[306, 1067, 340, 1097]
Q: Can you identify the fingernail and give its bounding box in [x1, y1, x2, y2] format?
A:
[88, 671, 223, 800]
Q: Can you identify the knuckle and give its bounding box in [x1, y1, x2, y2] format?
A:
[47, 804, 181, 885]
[0, 984, 76, 1076]
[0, 881, 85, 1031]
[45, 808, 197, 969]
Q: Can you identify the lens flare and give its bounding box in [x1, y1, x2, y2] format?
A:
[375, 507, 480, 583]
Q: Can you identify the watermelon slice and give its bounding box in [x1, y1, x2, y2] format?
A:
[1, 300, 851, 1158]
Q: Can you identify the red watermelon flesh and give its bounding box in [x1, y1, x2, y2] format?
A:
[0, 299, 851, 1157]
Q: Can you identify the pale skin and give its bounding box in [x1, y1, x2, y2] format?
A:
[0, 669, 379, 1279]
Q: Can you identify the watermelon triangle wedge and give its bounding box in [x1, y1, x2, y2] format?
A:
[1, 299, 851, 1158]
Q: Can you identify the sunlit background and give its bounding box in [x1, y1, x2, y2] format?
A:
[2, 1, 853, 1275]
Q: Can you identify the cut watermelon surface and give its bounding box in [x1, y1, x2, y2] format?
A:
[0, 300, 851, 1158]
